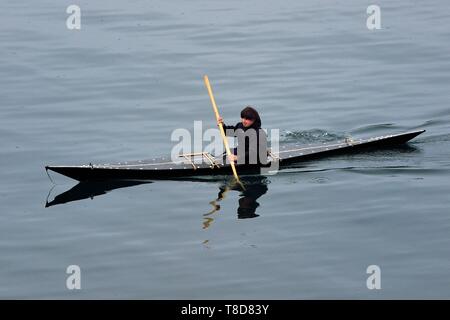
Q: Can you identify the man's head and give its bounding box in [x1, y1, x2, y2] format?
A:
[240, 106, 261, 128]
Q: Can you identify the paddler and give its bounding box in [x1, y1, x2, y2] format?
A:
[217, 106, 268, 165]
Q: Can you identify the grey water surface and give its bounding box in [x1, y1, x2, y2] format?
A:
[1, 0, 450, 298]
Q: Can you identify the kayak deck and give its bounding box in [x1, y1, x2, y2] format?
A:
[46, 129, 425, 181]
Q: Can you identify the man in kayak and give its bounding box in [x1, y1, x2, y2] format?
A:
[217, 106, 268, 165]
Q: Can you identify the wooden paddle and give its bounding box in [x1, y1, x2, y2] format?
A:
[203, 75, 243, 186]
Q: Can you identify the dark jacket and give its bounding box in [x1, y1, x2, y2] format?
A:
[222, 122, 268, 165]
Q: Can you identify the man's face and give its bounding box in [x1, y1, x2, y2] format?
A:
[241, 117, 255, 128]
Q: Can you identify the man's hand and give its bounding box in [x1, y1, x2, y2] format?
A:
[217, 116, 224, 126]
[228, 154, 237, 162]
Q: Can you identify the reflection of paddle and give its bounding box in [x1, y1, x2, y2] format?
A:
[203, 185, 230, 230]
[202, 177, 247, 229]
[203, 75, 244, 189]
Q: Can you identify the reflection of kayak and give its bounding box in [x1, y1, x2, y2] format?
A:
[45, 176, 268, 213]
[45, 129, 425, 182]
[45, 180, 150, 208]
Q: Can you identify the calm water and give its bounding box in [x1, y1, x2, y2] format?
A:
[1, 0, 450, 298]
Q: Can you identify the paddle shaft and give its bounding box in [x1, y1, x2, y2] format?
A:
[203, 75, 241, 184]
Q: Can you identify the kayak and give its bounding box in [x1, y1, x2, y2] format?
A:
[45, 129, 425, 182]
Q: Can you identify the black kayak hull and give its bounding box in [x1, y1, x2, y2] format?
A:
[47, 162, 258, 181]
[46, 129, 425, 182]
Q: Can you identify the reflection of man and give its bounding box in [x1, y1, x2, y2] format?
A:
[217, 176, 268, 219]
[238, 197, 260, 219]
[237, 180, 268, 219]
